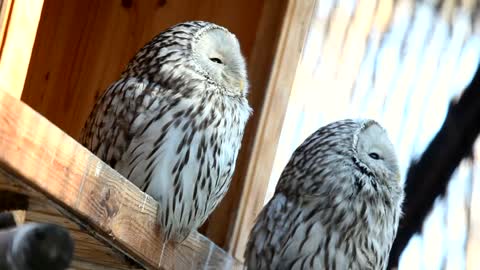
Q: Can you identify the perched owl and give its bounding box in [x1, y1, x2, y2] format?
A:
[81, 21, 251, 242]
[245, 119, 404, 270]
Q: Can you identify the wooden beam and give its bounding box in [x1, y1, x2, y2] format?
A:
[0, 89, 242, 270]
[0, 0, 44, 99]
[229, 0, 316, 260]
[0, 179, 142, 270]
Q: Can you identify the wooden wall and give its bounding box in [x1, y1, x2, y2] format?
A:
[22, 0, 265, 137]
[19, 0, 289, 252]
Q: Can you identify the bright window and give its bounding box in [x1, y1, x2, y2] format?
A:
[266, 1, 480, 268]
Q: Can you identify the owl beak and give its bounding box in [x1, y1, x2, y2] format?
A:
[238, 80, 248, 94]
[238, 80, 245, 92]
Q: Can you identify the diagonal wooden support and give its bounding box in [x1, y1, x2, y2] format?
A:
[0, 89, 242, 270]
[0, 177, 142, 270]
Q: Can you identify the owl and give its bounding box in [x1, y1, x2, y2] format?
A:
[245, 119, 404, 270]
[81, 21, 251, 242]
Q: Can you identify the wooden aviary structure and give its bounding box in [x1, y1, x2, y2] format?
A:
[0, 89, 240, 269]
[0, 0, 313, 268]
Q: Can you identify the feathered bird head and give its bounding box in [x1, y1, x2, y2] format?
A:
[276, 119, 403, 205]
[123, 21, 248, 97]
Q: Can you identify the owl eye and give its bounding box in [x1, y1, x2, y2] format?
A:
[369, 153, 381, 160]
[209, 57, 223, 64]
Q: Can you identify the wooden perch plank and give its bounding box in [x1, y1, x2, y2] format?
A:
[0, 89, 241, 270]
[0, 173, 130, 269]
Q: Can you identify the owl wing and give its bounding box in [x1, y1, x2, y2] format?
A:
[80, 77, 169, 170]
[245, 193, 301, 269]
[83, 77, 243, 240]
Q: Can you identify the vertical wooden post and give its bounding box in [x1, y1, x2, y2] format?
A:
[0, 0, 44, 99]
[229, 0, 316, 260]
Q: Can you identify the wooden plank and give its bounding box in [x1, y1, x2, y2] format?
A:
[0, 0, 44, 99]
[229, 0, 316, 260]
[0, 89, 242, 270]
[23, 194, 139, 270]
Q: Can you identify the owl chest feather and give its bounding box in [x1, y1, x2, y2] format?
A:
[80, 20, 252, 242]
[278, 196, 399, 270]
[248, 190, 400, 270]
[111, 83, 250, 240]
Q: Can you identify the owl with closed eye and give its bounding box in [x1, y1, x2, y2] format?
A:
[245, 119, 404, 270]
[81, 21, 251, 242]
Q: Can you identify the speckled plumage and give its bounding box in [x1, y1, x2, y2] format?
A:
[245, 119, 404, 270]
[81, 21, 251, 242]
